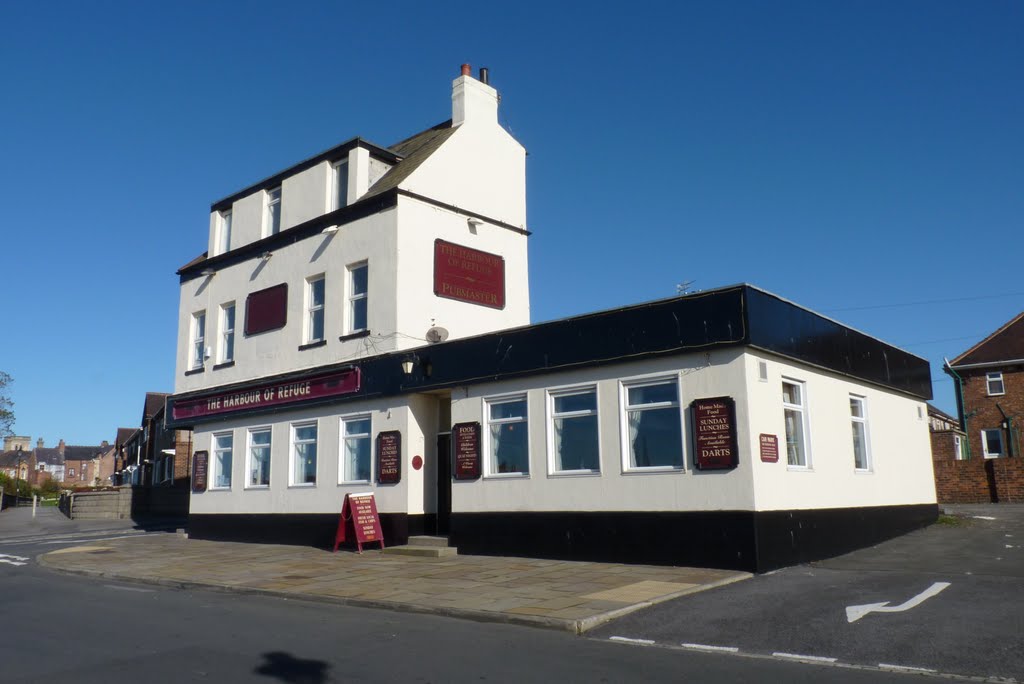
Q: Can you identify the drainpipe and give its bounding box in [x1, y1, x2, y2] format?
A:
[943, 358, 972, 460]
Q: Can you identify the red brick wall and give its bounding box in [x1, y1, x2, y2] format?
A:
[930, 430, 960, 461]
[933, 458, 1024, 503]
[961, 368, 1024, 458]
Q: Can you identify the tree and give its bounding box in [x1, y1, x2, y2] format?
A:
[0, 371, 12, 438]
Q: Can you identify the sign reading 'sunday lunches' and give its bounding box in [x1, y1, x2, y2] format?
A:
[376, 431, 401, 484]
[453, 422, 481, 480]
[690, 397, 739, 470]
[433, 239, 505, 309]
[171, 369, 361, 421]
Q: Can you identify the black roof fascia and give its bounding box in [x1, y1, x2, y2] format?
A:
[178, 190, 399, 282]
[166, 287, 750, 428]
[210, 138, 402, 213]
[744, 287, 932, 400]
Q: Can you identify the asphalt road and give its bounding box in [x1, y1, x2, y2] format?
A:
[590, 505, 1024, 681]
[0, 508, 922, 683]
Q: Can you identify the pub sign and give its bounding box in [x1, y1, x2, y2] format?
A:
[376, 431, 402, 484]
[453, 422, 481, 480]
[690, 397, 739, 470]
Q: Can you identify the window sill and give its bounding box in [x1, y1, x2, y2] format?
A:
[854, 468, 874, 475]
[339, 329, 371, 342]
[208, 486, 232, 492]
[338, 480, 371, 487]
[548, 470, 601, 478]
[298, 339, 327, 351]
[288, 483, 318, 489]
[483, 472, 530, 480]
[622, 466, 684, 475]
[184, 367, 205, 376]
[212, 361, 235, 370]
[786, 466, 814, 472]
[244, 485, 270, 490]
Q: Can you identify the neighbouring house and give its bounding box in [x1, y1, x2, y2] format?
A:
[63, 443, 110, 486]
[164, 65, 937, 573]
[928, 404, 967, 462]
[0, 446, 33, 481]
[939, 313, 1024, 503]
[33, 438, 65, 485]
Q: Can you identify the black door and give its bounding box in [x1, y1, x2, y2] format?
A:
[436, 433, 452, 535]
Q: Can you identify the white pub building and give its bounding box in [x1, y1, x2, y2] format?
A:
[168, 66, 938, 572]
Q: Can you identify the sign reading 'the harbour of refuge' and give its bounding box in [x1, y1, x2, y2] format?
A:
[433, 239, 505, 309]
[690, 397, 739, 470]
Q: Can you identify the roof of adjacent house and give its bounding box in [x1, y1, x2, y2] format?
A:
[950, 312, 1024, 368]
[144, 393, 170, 422]
[0, 450, 33, 467]
[63, 445, 105, 462]
[34, 447, 64, 465]
[116, 427, 137, 446]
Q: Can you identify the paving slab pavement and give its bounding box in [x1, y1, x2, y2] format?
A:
[37, 534, 749, 633]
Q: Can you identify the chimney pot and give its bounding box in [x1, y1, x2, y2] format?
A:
[479, 67, 489, 85]
[461, 63, 472, 77]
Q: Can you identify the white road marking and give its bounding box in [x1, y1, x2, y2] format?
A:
[878, 663, 936, 673]
[772, 652, 837, 663]
[609, 636, 655, 645]
[41, 535, 142, 545]
[0, 559, 27, 566]
[104, 585, 155, 593]
[0, 553, 29, 561]
[972, 515, 996, 520]
[682, 643, 740, 653]
[846, 581, 951, 623]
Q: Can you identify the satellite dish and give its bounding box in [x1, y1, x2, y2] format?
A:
[425, 326, 449, 344]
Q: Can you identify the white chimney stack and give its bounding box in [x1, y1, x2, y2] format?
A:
[452, 63, 499, 127]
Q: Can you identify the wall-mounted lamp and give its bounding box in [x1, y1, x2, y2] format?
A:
[467, 217, 484, 228]
[200, 268, 216, 277]
[401, 355, 418, 375]
[260, 251, 273, 261]
[321, 225, 339, 235]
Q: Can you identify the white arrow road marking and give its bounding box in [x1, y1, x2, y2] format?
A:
[0, 553, 29, 561]
[0, 559, 27, 566]
[846, 582, 950, 623]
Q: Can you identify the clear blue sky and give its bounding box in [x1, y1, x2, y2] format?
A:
[2, 1, 1021, 445]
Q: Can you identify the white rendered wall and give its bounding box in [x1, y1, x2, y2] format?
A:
[281, 162, 331, 230]
[744, 352, 937, 511]
[449, 350, 756, 514]
[175, 209, 400, 393]
[188, 396, 430, 517]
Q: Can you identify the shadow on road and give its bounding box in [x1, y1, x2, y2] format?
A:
[255, 651, 331, 683]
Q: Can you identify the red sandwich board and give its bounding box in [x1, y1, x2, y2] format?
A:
[333, 492, 385, 553]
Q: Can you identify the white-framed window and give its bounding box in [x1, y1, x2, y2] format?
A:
[485, 394, 529, 476]
[265, 186, 281, 236]
[347, 262, 368, 333]
[290, 422, 318, 485]
[332, 159, 349, 210]
[217, 209, 232, 254]
[219, 302, 235, 364]
[212, 432, 233, 489]
[340, 415, 372, 483]
[69, 468, 75, 477]
[190, 311, 206, 370]
[306, 276, 325, 343]
[247, 427, 271, 488]
[782, 379, 810, 468]
[982, 428, 1004, 458]
[850, 395, 870, 471]
[621, 377, 684, 471]
[986, 372, 1005, 396]
[548, 386, 599, 474]
[954, 434, 966, 461]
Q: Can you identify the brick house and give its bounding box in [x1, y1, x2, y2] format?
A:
[928, 404, 967, 462]
[939, 312, 1024, 502]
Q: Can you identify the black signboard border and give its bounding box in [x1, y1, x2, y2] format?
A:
[452, 421, 481, 480]
[376, 430, 402, 485]
[689, 396, 739, 471]
[192, 450, 209, 493]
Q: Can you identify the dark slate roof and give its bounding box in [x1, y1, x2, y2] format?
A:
[144, 393, 170, 422]
[950, 312, 1024, 368]
[116, 427, 137, 446]
[63, 445, 105, 462]
[363, 121, 457, 201]
[34, 448, 63, 465]
[0, 450, 32, 467]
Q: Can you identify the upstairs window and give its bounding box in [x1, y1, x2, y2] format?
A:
[332, 160, 349, 210]
[219, 303, 235, 364]
[348, 263, 368, 333]
[986, 372, 1005, 396]
[190, 311, 206, 370]
[306, 276, 325, 344]
[265, 187, 281, 236]
[217, 210, 232, 254]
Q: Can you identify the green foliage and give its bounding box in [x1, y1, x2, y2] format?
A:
[0, 371, 12, 438]
[39, 478, 61, 496]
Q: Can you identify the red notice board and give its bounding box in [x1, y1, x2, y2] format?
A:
[433, 240, 505, 309]
[333, 493, 385, 553]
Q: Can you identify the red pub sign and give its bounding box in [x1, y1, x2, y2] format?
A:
[433, 239, 505, 309]
[690, 396, 739, 470]
[171, 368, 361, 422]
[333, 492, 385, 553]
[376, 431, 401, 484]
[453, 422, 481, 479]
[191, 450, 209, 493]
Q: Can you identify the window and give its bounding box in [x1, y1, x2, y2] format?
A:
[982, 428, 1004, 458]
[622, 379, 683, 470]
[340, 415, 371, 482]
[549, 387, 599, 473]
[190, 311, 206, 370]
[291, 422, 318, 485]
[987, 372, 1005, 396]
[265, 186, 281, 236]
[348, 263, 368, 333]
[486, 395, 529, 475]
[306, 276, 325, 343]
[69, 468, 75, 477]
[954, 434, 966, 461]
[782, 380, 810, 468]
[218, 210, 232, 254]
[219, 303, 235, 363]
[332, 160, 349, 210]
[247, 428, 271, 487]
[213, 432, 233, 489]
[850, 396, 870, 470]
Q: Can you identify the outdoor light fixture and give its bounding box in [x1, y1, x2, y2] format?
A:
[321, 225, 339, 235]
[260, 251, 273, 261]
[200, 268, 216, 277]
[467, 217, 484, 228]
[401, 355, 417, 375]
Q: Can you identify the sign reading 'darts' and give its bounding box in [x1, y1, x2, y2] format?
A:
[191, 450, 208, 493]
[759, 433, 779, 463]
[376, 431, 401, 484]
[433, 239, 505, 309]
[333, 492, 385, 553]
[690, 397, 739, 470]
[453, 422, 481, 480]
[171, 369, 361, 421]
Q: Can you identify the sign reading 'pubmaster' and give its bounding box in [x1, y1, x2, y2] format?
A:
[433, 239, 505, 309]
